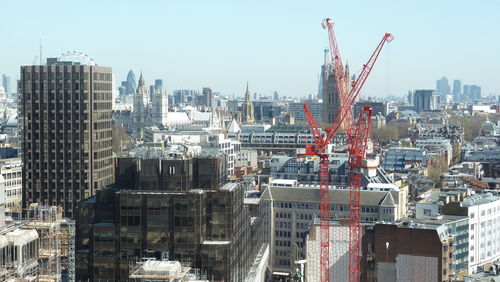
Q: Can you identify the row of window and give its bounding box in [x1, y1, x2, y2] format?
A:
[275, 240, 291, 247]
[3, 180, 21, 187]
[5, 188, 21, 197]
[275, 249, 291, 257]
[275, 230, 291, 238]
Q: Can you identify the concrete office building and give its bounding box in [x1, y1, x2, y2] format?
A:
[20, 55, 114, 217]
[261, 182, 408, 275]
[443, 193, 500, 273]
[289, 101, 322, 122]
[354, 101, 389, 117]
[413, 90, 439, 113]
[0, 158, 22, 214]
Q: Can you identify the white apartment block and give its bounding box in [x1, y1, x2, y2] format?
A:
[0, 159, 22, 213]
[464, 193, 500, 273]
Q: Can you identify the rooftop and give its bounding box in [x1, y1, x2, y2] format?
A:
[462, 193, 499, 207]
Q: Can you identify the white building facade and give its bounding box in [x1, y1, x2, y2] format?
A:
[464, 194, 500, 273]
[0, 159, 22, 214]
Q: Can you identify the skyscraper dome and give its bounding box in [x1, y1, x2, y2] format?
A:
[126, 70, 137, 94]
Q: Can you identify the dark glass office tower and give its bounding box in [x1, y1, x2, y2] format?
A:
[75, 152, 261, 281]
[20, 56, 114, 217]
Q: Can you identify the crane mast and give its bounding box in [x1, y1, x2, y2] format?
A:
[300, 19, 393, 282]
[347, 106, 373, 282]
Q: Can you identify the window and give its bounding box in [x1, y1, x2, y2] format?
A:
[423, 209, 432, 216]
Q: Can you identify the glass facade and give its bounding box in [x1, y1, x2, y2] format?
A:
[76, 155, 259, 281]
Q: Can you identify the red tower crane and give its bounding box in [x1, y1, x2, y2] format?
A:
[347, 106, 373, 282]
[299, 18, 393, 282]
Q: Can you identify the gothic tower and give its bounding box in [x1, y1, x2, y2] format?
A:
[242, 83, 255, 124]
[151, 88, 169, 126]
[133, 72, 148, 123]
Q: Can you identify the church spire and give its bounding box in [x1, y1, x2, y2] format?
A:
[138, 71, 145, 87]
[245, 81, 251, 102]
[242, 82, 255, 125]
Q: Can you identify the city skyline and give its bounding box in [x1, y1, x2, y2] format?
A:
[1, 0, 500, 98]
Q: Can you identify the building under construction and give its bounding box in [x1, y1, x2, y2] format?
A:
[76, 148, 266, 281]
[0, 204, 75, 282]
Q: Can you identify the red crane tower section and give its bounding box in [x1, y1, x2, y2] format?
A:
[299, 18, 393, 282]
[347, 106, 372, 282]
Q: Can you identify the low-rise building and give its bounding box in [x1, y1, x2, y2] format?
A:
[464, 148, 500, 189]
[417, 189, 500, 274]
[374, 216, 469, 282]
[382, 147, 427, 173]
[416, 138, 452, 165]
[261, 182, 408, 275]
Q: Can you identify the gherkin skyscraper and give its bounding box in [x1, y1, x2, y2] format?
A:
[126, 70, 137, 94]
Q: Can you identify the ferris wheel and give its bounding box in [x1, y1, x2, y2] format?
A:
[58, 51, 96, 65]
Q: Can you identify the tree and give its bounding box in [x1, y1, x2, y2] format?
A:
[370, 123, 410, 145]
[427, 156, 448, 186]
[452, 143, 461, 165]
[449, 113, 499, 142]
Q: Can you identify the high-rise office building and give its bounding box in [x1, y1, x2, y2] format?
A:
[413, 89, 439, 112]
[196, 87, 212, 107]
[126, 70, 136, 94]
[463, 85, 471, 100]
[436, 76, 451, 95]
[407, 90, 413, 106]
[2, 74, 11, 96]
[470, 85, 481, 100]
[452, 79, 462, 100]
[20, 56, 114, 217]
[463, 84, 481, 101]
[154, 79, 163, 92]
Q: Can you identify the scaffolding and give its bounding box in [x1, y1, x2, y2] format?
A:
[64, 220, 75, 282]
[25, 205, 62, 282]
[0, 205, 75, 281]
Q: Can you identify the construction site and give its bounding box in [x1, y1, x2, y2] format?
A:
[0, 204, 74, 282]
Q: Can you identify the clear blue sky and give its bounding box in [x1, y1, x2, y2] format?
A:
[1, 0, 499, 98]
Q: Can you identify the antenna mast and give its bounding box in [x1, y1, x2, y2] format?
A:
[40, 39, 43, 65]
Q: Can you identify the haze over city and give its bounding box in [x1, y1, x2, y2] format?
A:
[2, 0, 500, 281]
[1, 0, 499, 97]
